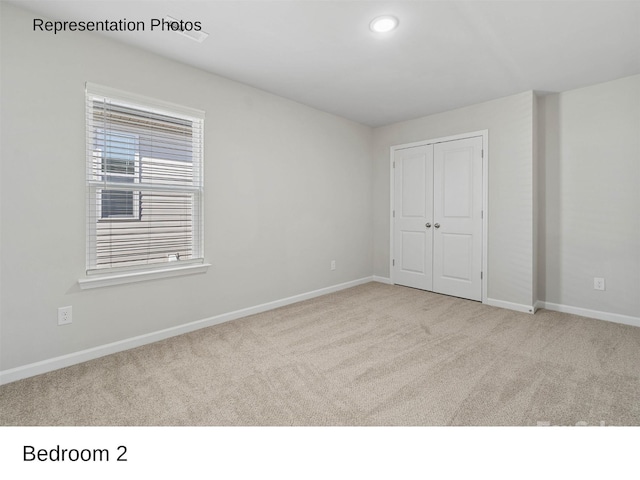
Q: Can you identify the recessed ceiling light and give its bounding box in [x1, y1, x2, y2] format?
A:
[369, 15, 399, 34]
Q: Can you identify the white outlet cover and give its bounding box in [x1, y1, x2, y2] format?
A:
[58, 306, 73, 325]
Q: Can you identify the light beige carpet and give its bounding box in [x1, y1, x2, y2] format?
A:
[2, 282, 639, 425]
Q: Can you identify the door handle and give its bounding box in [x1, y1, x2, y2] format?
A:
[434, 223, 440, 229]
[425, 223, 431, 228]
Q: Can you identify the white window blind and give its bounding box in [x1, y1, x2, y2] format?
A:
[85, 83, 204, 273]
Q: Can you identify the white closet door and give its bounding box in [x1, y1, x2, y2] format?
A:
[393, 145, 433, 291]
[432, 137, 483, 301]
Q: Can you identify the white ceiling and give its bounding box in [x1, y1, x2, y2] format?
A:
[11, 0, 640, 127]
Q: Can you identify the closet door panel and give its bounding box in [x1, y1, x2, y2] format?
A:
[393, 145, 433, 291]
[433, 137, 483, 301]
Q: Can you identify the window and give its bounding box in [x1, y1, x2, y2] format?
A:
[96, 130, 140, 220]
[85, 83, 204, 273]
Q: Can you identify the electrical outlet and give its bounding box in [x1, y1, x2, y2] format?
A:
[594, 277, 605, 291]
[331, 260, 336, 271]
[58, 306, 72, 325]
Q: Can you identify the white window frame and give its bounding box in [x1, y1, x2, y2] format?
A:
[79, 83, 209, 289]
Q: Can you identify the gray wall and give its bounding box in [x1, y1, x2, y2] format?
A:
[0, 4, 373, 370]
[538, 75, 640, 318]
[373, 92, 536, 308]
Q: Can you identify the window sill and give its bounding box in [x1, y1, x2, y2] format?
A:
[78, 263, 211, 290]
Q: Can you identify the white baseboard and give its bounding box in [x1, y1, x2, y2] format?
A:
[0, 276, 375, 386]
[538, 301, 640, 329]
[486, 298, 536, 314]
[373, 276, 392, 284]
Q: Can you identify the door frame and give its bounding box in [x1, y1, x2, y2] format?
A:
[389, 130, 489, 304]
